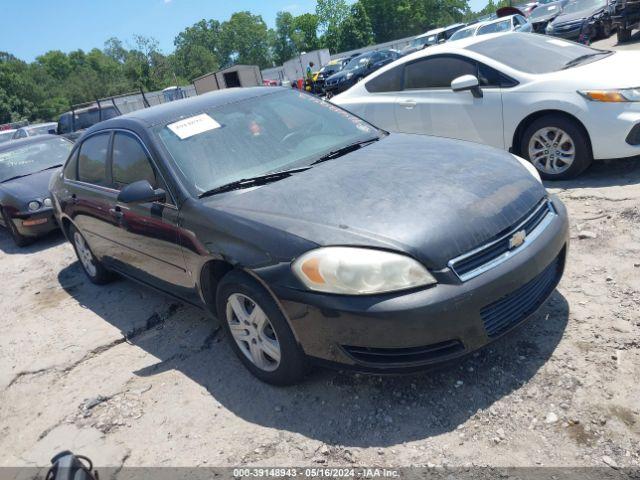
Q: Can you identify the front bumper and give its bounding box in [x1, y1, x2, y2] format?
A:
[9, 207, 58, 237]
[547, 26, 582, 39]
[271, 196, 569, 372]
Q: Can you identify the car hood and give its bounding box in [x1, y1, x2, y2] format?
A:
[551, 5, 604, 23]
[202, 134, 546, 269]
[327, 68, 361, 81]
[0, 169, 58, 203]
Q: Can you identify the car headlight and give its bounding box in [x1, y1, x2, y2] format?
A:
[292, 247, 436, 295]
[512, 154, 542, 183]
[28, 201, 41, 211]
[43, 198, 52, 207]
[579, 88, 640, 102]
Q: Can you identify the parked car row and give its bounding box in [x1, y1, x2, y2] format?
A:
[1, 86, 571, 386]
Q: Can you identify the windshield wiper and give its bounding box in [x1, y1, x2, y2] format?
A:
[198, 166, 311, 198]
[36, 164, 63, 173]
[0, 164, 64, 184]
[562, 52, 609, 69]
[0, 174, 30, 183]
[310, 137, 380, 166]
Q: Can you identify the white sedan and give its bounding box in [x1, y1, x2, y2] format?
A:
[332, 33, 640, 180]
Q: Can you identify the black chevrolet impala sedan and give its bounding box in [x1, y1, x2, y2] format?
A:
[50, 87, 569, 385]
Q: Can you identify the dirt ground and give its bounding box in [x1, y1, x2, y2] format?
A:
[1, 39, 640, 472]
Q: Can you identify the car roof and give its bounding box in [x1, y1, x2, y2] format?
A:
[0, 129, 16, 134]
[0, 134, 64, 153]
[85, 87, 284, 132]
[26, 122, 57, 129]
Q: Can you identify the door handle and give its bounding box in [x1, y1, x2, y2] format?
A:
[399, 99, 417, 109]
[109, 206, 123, 220]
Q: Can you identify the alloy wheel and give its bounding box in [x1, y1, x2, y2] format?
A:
[74, 231, 97, 277]
[225, 293, 281, 372]
[528, 127, 576, 175]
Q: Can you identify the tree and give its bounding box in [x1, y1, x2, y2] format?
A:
[173, 19, 223, 79]
[220, 11, 272, 68]
[273, 11, 298, 65]
[316, 0, 350, 52]
[293, 13, 320, 52]
[338, 2, 375, 51]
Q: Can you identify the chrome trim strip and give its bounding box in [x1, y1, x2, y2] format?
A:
[448, 200, 555, 282]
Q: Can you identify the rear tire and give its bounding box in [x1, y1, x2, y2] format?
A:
[520, 114, 592, 180]
[1, 208, 32, 247]
[69, 225, 112, 284]
[617, 27, 631, 42]
[216, 271, 308, 385]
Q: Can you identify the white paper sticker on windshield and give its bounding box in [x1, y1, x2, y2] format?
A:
[548, 5, 557, 10]
[167, 114, 220, 139]
[547, 39, 572, 47]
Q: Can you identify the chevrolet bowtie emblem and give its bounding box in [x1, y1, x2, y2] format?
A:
[509, 230, 527, 250]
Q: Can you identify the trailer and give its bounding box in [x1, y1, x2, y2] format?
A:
[192, 65, 263, 95]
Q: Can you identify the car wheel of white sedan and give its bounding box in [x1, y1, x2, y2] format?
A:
[521, 114, 592, 180]
[217, 271, 308, 385]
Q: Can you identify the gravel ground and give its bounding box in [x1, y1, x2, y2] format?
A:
[1, 41, 639, 473]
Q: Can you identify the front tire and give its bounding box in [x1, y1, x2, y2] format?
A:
[216, 271, 308, 385]
[69, 225, 112, 284]
[520, 114, 592, 180]
[1, 208, 32, 247]
[617, 27, 631, 43]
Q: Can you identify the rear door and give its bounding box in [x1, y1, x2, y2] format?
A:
[394, 54, 505, 148]
[65, 132, 120, 261]
[108, 131, 192, 297]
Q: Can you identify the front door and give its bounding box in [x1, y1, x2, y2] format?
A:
[394, 54, 505, 149]
[107, 131, 193, 298]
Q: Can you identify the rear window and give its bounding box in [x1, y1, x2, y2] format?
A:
[78, 133, 110, 186]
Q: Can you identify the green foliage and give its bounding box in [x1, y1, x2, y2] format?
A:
[2, 0, 485, 123]
[337, 3, 375, 52]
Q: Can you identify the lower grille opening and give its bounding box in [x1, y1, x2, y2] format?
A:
[480, 252, 564, 338]
[342, 339, 464, 365]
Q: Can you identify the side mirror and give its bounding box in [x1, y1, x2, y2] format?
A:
[451, 74, 483, 98]
[117, 180, 166, 204]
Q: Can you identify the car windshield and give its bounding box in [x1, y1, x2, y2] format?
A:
[0, 131, 15, 144]
[449, 27, 475, 40]
[467, 33, 610, 73]
[477, 18, 513, 35]
[321, 64, 341, 75]
[530, 3, 562, 19]
[562, 0, 605, 13]
[0, 138, 72, 182]
[27, 124, 55, 135]
[155, 90, 380, 196]
[344, 55, 371, 70]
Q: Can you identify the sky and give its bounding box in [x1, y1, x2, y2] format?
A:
[0, 0, 485, 63]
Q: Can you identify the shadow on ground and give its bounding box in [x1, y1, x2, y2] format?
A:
[0, 228, 65, 255]
[545, 156, 640, 191]
[58, 260, 569, 448]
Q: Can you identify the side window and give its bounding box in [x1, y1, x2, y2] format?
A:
[404, 56, 477, 90]
[78, 133, 110, 186]
[64, 148, 79, 180]
[111, 132, 157, 188]
[365, 65, 404, 93]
